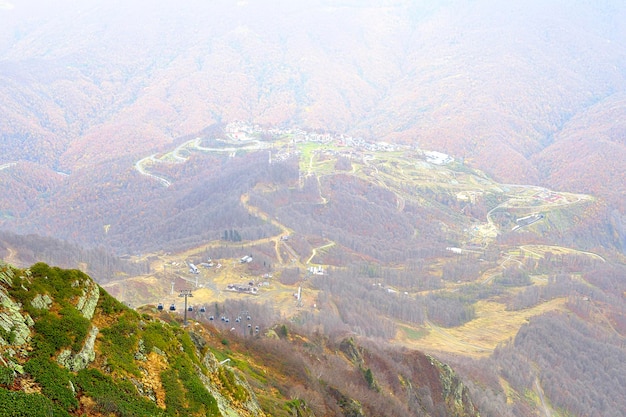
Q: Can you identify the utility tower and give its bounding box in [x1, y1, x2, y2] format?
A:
[297, 286, 303, 308]
[179, 289, 193, 326]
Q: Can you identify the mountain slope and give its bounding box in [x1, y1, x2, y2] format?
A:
[0, 262, 252, 416]
[0, 261, 479, 417]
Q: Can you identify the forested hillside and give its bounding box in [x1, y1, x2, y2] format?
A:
[1, 0, 625, 253]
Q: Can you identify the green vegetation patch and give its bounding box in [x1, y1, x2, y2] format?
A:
[174, 357, 220, 416]
[218, 366, 249, 403]
[98, 286, 128, 315]
[161, 367, 187, 413]
[229, 358, 268, 385]
[0, 387, 70, 417]
[296, 142, 322, 170]
[399, 324, 429, 341]
[257, 392, 315, 417]
[0, 326, 15, 345]
[75, 368, 166, 417]
[178, 330, 204, 368]
[23, 357, 77, 411]
[100, 310, 141, 375]
[161, 356, 220, 417]
[32, 306, 90, 354]
[0, 366, 15, 386]
[208, 345, 230, 362]
[30, 263, 87, 302]
[142, 321, 176, 355]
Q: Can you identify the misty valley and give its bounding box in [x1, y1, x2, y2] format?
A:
[1, 1, 626, 416]
[2, 121, 625, 416]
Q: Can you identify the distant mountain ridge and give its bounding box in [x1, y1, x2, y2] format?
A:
[1, 1, 625, 177]
[1, 0, 625, 252]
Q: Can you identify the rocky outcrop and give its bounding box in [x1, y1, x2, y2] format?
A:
[30, 293, 53, 310]
[429, 355, 479, 417]
[57, 325, 99, 371]
[0, 287, 32, 347]
[201, 349, 266, 417]
[339, 337, 364, 366]
[0, 266, 14, 286]
[327, 386, 365, 417]
[75, 279, 99, 320]
[1, 263, 276, 417]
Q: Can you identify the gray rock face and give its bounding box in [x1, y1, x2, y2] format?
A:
[428, 354, 478, 417]
[75, 279, 100, 320]
[152, 346, 166, 357]
[0, 267, 13, 286]
[135, 339, 147, 361]
[0, 287, 32, 346]
[201, 350, 266, 417]
[57, 325, 99, 371]
[31, 294, 53, 310]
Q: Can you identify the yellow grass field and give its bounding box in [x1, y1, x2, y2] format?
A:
[395, 298, 567, 357]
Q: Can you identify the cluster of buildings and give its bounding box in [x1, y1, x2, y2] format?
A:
[307, 266, 325, 275]
[223, 121, 406, 152]
[222, 122, 460, 172]
[240, 255, 253, 264]
[226, 283, 258, 294]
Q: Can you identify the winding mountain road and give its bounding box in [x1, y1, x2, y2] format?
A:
[0, 162, 17, 171]
[306, 241, 335, 265]
[134, 155, 171, 187]
[134, 137, 270, 187]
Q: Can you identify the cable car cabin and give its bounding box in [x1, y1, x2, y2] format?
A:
[157, 303, 164, 311]
[169, 304, 176, 311]
[200, 306, 206, 313]
[187, 306, 193, 312]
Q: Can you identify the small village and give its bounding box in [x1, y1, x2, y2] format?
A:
[224, 120, 418, 154]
